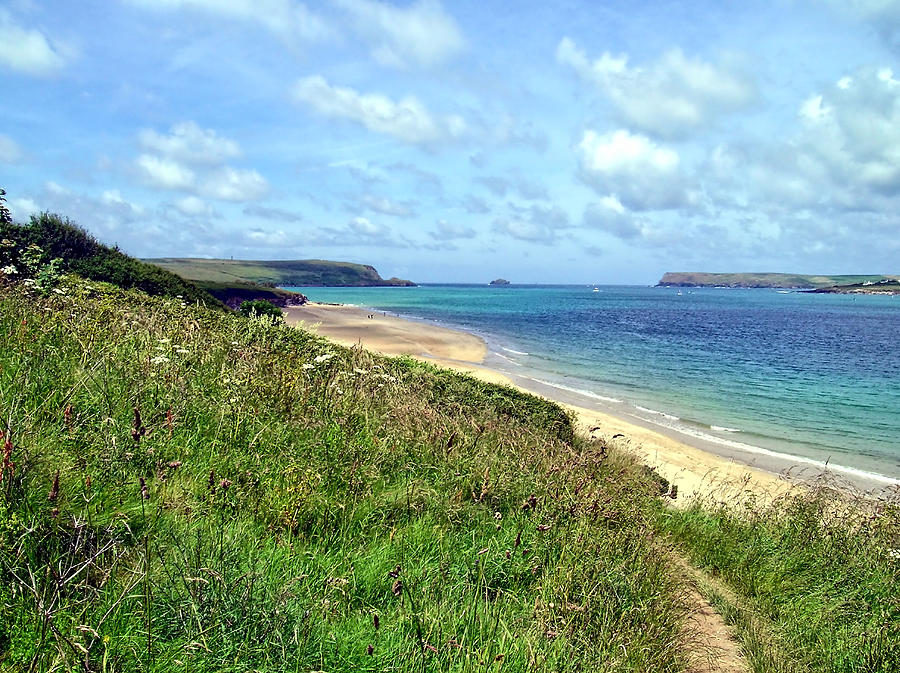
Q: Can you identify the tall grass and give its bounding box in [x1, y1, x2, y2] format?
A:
[0, 277, 686, 672]
[657, 487, 900, 673]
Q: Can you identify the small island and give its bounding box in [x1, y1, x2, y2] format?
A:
[489, 278, 511, 286]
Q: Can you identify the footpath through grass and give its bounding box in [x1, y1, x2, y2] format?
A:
[658, 488, 900, 673]
[0, 278, 686, 672]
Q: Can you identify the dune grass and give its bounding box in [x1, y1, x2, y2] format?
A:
[0, 277, 686, 672]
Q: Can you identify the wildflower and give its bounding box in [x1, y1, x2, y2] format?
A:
[353, 368, 368, 375]
[314, 353, 334, 363]
[367, 645, 374, 656]
[175, 348, 189, 354]
[167, 460, 182, 469]
[132, 408, 146, 443]
[373, 614, 380, 631]
[219, 478, 232, 491]
[1, 264, 17, 275]
[48, 470, 60, 502]
[1, 432, 15, 483]
[139, 477, 149, 500]
[150, 355, 169, 364]
[302, 363, 315, 370]
[158, 338, 170, 344]
[391, 579, 403, 596]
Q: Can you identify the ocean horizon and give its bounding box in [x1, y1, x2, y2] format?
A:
[285, 283, 900, 487]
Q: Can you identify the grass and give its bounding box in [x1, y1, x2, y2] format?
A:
[657, 486, 900, 673]
[0, 276, 685, 672]
[146, 258, 416, 287]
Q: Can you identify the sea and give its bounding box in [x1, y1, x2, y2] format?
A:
[284, 284, 900, 488]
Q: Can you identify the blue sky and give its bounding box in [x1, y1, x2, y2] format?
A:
[2, 0, 899, 283]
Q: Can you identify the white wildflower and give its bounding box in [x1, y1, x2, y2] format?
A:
[302, 363, 315, 370]
[150, 355, 170, 364]
[353, 368, 368, 375]
[158, 338, 170, 344]
[52, 288, 65, 295]
[1, 264, 17, 275]
[176, 348, 190, 354]
[314, 353, 334, 363]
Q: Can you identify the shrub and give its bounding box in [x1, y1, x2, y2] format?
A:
[238, 298, 283, 319]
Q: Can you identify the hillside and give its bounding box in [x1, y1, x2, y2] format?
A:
[808, 279, 900, 295]
[147, 257, 417, 287]
[657, 272, 898, 288]
[0, 213, 223, 308]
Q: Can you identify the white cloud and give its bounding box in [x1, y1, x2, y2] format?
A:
[333, 0, 464, 68]
[136, 154, 197, 190]
[493, 203, 570, 243]
[173, 195, 215, 217]
[134, 123, 268, 202]
[139, 121, 241, 165]
[795, 67, 900, 195]
[243, 204, 303, 222]
[583, 197, 643, 239]
[0, 9, 68, 76]
[577, 129, 692, 210]
[124, 0, 332, 43]
[200, 167, 269, 201]
[361, 194, 416, 217]
[292, 75, 467, 145]
[430, 219, 476, 240]
[0, 134, 22, 163]
[557, 38, 755, 138]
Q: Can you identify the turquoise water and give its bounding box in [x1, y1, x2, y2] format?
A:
[286, 284, 900, 483]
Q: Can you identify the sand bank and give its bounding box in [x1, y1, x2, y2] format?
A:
[283, 302, 882, 502]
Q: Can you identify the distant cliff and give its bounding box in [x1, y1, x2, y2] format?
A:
[146, 258, 416, 287]
[657, 272, 898, 289]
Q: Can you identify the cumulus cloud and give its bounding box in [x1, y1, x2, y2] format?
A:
[200, 167, 269, 201]
[430, 219, 476, 240]
[0, 134, 22, 163]
[333, 0, 464, 68]
[124, 0, 332, 43]
[138, 121, 241, 165]
[557, 38, 755, 138]
[136, 154, 197, 190]
[795, 67, 900, 196]
[172, 195, 216, 218]
[0, 9, 68, 76]
[134, 122, 269, 202]
[577, 129, 693, 210]
[292, 75, 467, 146]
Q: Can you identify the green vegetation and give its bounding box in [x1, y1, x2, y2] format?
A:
[1, 208, 897, 671]
[658, 490, 900, 673]
[0, 213, 222, 308]
[147, 257, 417, 287]
[810, 280, 900, 295]
[0, 277, 685, 672]
[238, 298, 284, 319]
[194, 280, 306, 310]
[657, 272, 898, 289]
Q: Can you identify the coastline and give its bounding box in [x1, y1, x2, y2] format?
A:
[284, 303, 899, 501]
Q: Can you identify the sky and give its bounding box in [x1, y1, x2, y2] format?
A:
[1, 0, 899, 284]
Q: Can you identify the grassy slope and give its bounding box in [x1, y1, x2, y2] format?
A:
[657, 272, 898, 288]
[0, 278, 684, 672]
[1, 214, 223, 309]
[147, 258, 416, 287]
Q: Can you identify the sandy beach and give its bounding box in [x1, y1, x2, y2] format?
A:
[284, 302, 878, 502]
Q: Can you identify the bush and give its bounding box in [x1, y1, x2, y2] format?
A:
[0, 212, 223, 308]
[239, 299, 283, 319]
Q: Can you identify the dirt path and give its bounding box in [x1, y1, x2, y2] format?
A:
[676, 557, 749, 673]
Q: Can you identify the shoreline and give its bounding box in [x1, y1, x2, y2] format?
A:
[284, 303, 899, 501]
